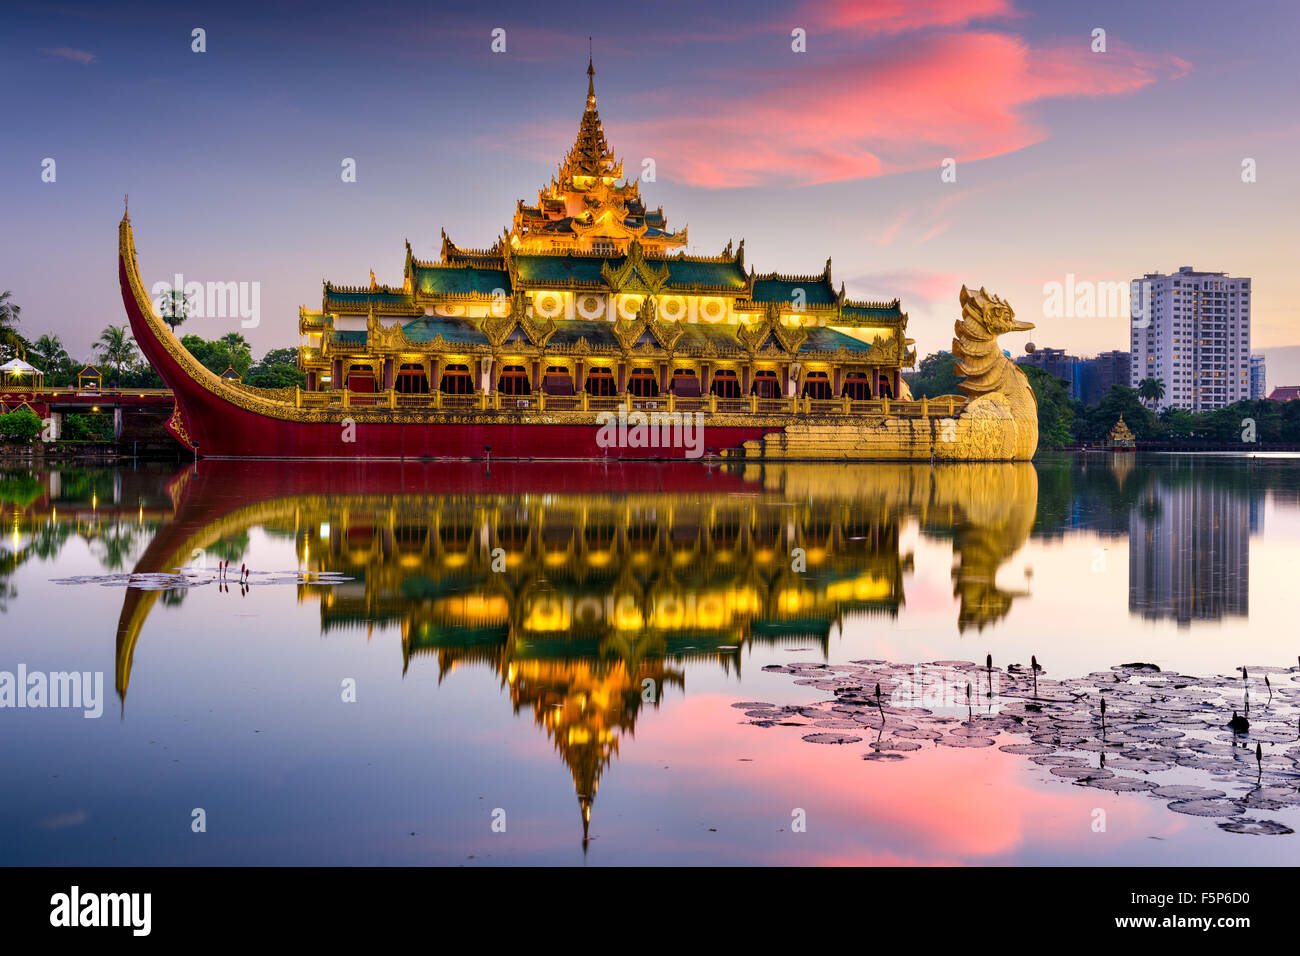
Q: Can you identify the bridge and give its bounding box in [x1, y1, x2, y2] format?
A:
[0, 387, 180, 451]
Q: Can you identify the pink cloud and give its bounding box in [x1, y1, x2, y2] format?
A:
[802, 0, 1018, 35]
[41, 47, 95, 65]
[616, 33, 1188, 188]
[841, 268, 965, 309]
[877, 210, 910, 245]
[638, 693, 1170, 863]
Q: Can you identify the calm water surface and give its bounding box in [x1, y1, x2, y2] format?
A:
[2, 454, 1299, 865]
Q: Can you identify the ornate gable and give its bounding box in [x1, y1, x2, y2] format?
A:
[601, 240, 670, 295]
[479, 292, 556, 347]
[738, 302, 807, 354]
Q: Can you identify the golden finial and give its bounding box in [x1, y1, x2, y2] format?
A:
[586, 39, 595, 107]
[123, 193, 129, 221]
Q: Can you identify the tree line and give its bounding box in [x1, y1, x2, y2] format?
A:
[0, 289, 302, 390]
[905, 351, 1300, 449]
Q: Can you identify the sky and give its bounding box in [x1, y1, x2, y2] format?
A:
[2, 0, 1298, 382]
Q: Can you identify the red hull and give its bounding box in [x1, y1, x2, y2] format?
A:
[119, 226, 778, 459]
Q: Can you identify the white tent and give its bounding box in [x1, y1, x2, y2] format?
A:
[0, 357, 43, 387]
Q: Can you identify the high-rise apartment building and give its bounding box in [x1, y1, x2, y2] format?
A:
[1130, 267, 1251, 411]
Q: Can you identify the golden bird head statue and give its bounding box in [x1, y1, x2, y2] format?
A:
[960, 285, 1034, 335]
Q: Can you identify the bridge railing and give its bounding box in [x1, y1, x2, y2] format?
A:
[4, 387, 174, 400]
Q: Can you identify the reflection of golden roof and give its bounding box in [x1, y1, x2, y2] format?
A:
[508, 656, 683, 851]
[110, 460, 1040, 847]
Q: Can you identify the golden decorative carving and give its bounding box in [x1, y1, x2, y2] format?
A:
[600, 239, 670, 294]
[738, 302, 806, 354]
[165, 405, 192, 449]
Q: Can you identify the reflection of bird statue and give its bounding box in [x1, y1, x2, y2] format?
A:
[930, 463, 1038, 632]
[951, 286, 1039, 461]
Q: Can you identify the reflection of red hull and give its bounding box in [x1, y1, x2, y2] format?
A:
[119, 217, 778, 459]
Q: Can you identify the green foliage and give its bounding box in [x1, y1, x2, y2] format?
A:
[0, 409, 43, 444]
[0, 472, 43, 506]
[245, 347, 305, 389]
[62, 413, 114, 442]
[1021, 365, 1076, 450]
[904, 350, 962, 398]
[0, 290, 23, 359]
[159, 289, 192, 332]
[31, 334, 71, 378]
[180, 334, 253, 378]
[1073, 385, 1158, 442]
[116, 364, 164, 388]
[95, 324, 140, 383]
[1194, 399, 1300, 443]
[1137, 377, 1166, 406]
[1158, 406, 1196, 440]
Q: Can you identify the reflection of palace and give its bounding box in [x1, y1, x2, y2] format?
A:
[297, 483, 908, 848]
[107, 460, 1036, 846]
[1129, 480, 1250, 625]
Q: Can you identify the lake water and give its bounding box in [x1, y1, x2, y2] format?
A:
[2, 454, 1298, 865]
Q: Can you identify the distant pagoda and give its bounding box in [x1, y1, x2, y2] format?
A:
[1107, 415, 1137, 450]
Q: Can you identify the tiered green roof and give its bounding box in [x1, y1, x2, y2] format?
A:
[304, 60, 912, 349]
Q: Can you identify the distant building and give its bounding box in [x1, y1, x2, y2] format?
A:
[1079, 350, 1130, 404]
[1269, 385, 1300, 401]
[1016, 348, 1130, 404]
[1016, 347, 1080, 398]
[1129, 481, 1249, 626]
[1250, 354, 1266, 399]
[1130, 266, 1252, 411]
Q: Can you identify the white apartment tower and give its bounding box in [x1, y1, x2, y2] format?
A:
[1130, 267, 1251, 411]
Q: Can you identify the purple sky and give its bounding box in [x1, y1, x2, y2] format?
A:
[3, 0, 1298, 380]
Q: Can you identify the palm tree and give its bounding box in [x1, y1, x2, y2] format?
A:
[217, 331, 252, 375]
[32, 334, 69, 373]
[95, 324, 139, 386]
[1137, 377, 1166, 409]
[219, 331, 251, 355]
[0, 290, 22, 357]
[159, 288, 192, 333]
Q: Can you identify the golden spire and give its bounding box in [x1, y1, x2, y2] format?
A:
[563, 53, 614, 179]
[586, 39, 595, 109]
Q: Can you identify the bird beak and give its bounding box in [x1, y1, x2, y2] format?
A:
[1011, 317, 1035, 332]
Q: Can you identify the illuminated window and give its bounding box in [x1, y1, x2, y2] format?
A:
[751, 369, 780, 399]
[498, 365, 531, 395]
[542, 365, 575, 396]
[628, 367, 659, 397]
[395, 363, 429, 394]
[841, 371, 871, 400]
[801, 370, 832, 400]
[438, 363, 474, 395]
[584, 366, 616, 396]
[710, 369, 741, 398]
[346, 364, 376, 393]
[670, 368, 701, 397]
